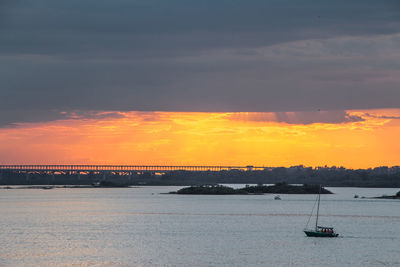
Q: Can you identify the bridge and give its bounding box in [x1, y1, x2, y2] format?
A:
[0, 164, 268, 173]
[0, 165, 270, 182]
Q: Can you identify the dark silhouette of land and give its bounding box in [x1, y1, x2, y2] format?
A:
[170, 183, 333, 195]
[374, 191, 400, 199]
[1, 165, 399, 187]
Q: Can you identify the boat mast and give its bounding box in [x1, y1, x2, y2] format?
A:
[315, 185, 321, 231]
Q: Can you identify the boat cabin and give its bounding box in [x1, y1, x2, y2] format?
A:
[317, 226, 335, 234]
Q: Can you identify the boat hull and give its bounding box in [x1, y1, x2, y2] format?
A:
[304, 230, 338, 237]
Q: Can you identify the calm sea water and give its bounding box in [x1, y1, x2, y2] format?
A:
[0, 186, 399, 266]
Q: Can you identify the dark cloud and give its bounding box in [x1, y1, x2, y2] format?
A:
[0, 110, 69, 127]
[228, 110, 364, 125]
[0, 110, 126, 127]
[364, 113, 400, 120]
[1, 0, 400, 125]
[274, 111, 365, 125]
[62, 111, 126, 120]
[2, 0, 399, 56]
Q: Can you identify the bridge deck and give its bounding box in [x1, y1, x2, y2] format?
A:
[0, 165, 267, 172]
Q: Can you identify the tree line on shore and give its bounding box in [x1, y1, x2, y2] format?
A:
[1, 165, 400, 187]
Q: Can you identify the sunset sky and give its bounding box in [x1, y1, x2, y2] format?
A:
[1, 1, 400, 168]
[1, 109, 399, 168]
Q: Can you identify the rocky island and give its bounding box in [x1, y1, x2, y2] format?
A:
[170, 183, 333, 195]
[374, 191, 400, 199]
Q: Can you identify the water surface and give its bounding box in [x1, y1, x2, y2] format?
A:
[0, 187, 399, 266]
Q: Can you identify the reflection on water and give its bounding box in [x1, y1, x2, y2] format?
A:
[0, 187, 399, 266]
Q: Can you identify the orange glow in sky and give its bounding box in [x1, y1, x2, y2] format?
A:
[0, 109, 399, 168]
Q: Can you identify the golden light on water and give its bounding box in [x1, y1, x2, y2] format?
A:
[1, 109, 399, 168]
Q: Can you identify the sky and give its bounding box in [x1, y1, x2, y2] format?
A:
[1, 1, 400, 167]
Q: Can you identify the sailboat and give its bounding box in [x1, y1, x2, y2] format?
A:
[304, 186, 339, 237]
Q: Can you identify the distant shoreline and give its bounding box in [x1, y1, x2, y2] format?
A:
[0, 185, 138, 190]
[2, 166, 400, 188]
[2, 184, 399, 200]
[1, 184, 400, 189]
[373, 192, 400, 199]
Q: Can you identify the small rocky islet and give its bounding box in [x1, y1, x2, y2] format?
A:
[170, 183, 333, 195]
[374, 191, 400, 199]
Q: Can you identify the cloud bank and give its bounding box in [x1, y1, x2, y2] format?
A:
[1, 0, 400, 125]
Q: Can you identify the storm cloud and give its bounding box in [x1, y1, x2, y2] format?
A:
[1, 0, 400, 125]
[227, 110, 364, 125]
